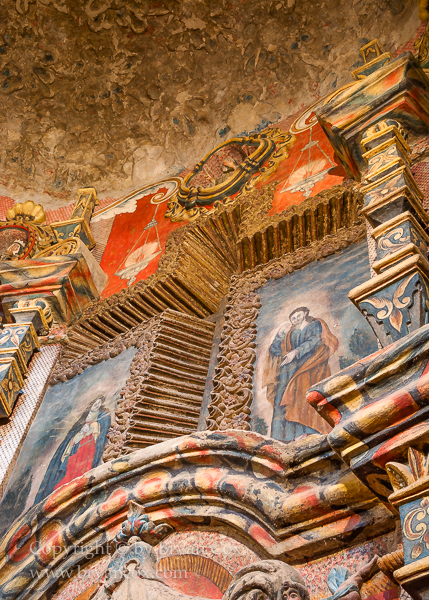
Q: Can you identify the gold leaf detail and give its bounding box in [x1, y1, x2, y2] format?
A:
[386, 461, 414, 490]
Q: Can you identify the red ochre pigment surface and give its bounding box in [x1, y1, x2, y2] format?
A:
[100, 188, 181, 298]
[159, 571, 223, 599]
[264, 123, 347, 214]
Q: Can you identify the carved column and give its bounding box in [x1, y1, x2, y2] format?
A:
[349, 119, 429, 346]
[306, 324, 429, 599]
[0, 298, 52, 417]
[316, 43, 429, 347]
[312, 42, 429, 596]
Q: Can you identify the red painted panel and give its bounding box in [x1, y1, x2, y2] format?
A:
[100, 190, 180, 298]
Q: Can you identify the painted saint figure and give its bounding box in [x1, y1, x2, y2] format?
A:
[35, 396, 111, 503]
[0, 239, 27, 261]
[263, 307, 338, 441]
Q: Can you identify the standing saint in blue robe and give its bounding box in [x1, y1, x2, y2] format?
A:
[263, 307, 338, 442]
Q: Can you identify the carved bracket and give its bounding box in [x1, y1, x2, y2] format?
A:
[0, 298, 52, 417]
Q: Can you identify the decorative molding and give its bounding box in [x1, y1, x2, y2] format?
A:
[306, 323, 429, 503]
[58, 197, 242, 364]
[58, 183, 363, 368]
[49, 314, 152, 385]
[102, 310, 215, 459]
[102, 317, 161, 461]
[347, 118, 429, 346]
[0, 430, 391, 600]
[377, 550, 404, 582]
[206, 222, 366, 432]
[237, 181, 362, 272]
[50, 309, 214, 453]
[0, 299, 53, 418]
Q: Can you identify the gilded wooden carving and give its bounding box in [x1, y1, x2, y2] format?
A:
[50, 309, 214, 454]
[0, 190, 99, 262]
[58, 184, 363, 369]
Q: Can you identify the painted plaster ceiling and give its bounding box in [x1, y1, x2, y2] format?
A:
[0, 0, 419, 209]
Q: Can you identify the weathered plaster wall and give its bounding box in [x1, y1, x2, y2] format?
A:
[0, 0, 419, 209]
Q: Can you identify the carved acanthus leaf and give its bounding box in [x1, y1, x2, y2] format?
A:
[386, 446, 429, 491]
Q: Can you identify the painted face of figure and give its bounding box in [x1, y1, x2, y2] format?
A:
[222, 158, 236, 172]
[290, 310, 307, 326]
[282, 588, 301, 600]
[92, 397, 102, 411]
[86, 397, 103, 421]
[7, 241, 24, 258]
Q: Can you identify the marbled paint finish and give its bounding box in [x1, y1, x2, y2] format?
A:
[0, 430, 393, 600]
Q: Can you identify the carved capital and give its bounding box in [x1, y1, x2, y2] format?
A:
[349, 254, 429, 346]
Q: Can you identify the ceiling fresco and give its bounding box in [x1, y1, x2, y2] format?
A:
[0, 0, 419, 209]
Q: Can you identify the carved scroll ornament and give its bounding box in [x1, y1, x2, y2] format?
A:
[165, 129, 295, 223]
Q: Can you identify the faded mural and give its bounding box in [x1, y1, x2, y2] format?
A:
[93, 181, 181, 297]
[252, 242, 379, 441]
[264, 123, 347, 214]
[0, 347, 136, 539]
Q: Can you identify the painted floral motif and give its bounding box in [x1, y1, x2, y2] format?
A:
[362, 273, 415, 334]
[364, 173, 402, 205]
[403, 497, 429, 560]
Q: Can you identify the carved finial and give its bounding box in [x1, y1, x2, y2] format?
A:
[351, 39, 391, 81]
[115, 501, 173, 546]
[386, 446, 429, 491]
[6, 201, 46, 224]
[359, 40, 386, 63]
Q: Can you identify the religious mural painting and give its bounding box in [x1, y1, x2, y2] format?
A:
[0, 346, 136, 539]
[252, 241, 379, 441]
[265, 123, 348, 215]
[34, 394, 112, 503]
[94, 179, 181, 296]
